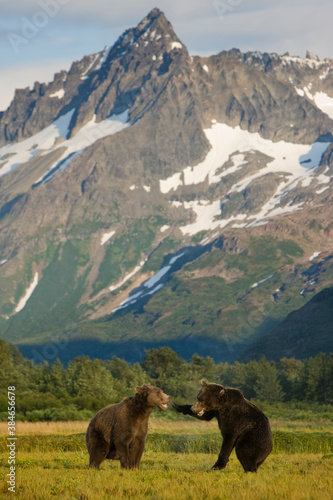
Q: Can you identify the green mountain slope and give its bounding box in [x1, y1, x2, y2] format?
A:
[240, 285, 333, 362]
[14, 227, 333, 363]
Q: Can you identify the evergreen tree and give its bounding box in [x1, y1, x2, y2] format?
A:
[303, 353, 326, 402]
[253, 359, 285, 403]
[142, 347, 183, 380]
[65, 357, 115, 405]
[279, 357, 303, 401]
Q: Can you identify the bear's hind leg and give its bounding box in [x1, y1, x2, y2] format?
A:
[86, 428, 109, 469]
[238, 456, 258, 473]
[235, 441, 259, 473]
[236, 446, 270, 472]
[235, 431, 271, 473]
[89, 447, 108, 469]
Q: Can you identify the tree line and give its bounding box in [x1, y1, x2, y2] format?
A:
[0, 339, 332, 421]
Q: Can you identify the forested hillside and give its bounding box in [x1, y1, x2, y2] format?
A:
[1, 340, 332, 422]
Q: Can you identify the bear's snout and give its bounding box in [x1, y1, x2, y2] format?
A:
[159, 393, 171, 410]
[157, 392, 171, 410]
[191, 402, 205, 417]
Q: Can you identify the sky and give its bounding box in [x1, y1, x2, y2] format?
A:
[1, 0, 332, 111]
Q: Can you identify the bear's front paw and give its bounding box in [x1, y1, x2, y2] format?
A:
[211, 463, 226, 470]
[171, 402, 184, 413]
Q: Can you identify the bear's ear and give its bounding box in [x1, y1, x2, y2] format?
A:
[135, 386, 145, 394]
[201, 379, 207, 387]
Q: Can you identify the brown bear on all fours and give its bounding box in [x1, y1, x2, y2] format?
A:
[86, 385, 170, 469]
[173, 380, 273, 472]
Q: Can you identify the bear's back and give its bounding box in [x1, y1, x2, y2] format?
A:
[92, 398, 131, 431]
[222, 388, 268, 421]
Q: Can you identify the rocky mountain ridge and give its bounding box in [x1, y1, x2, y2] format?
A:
[0, 9, 191, 143]
[1, 8, 333, 362]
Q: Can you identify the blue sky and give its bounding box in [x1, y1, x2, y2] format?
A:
[1, 0, 332, 111]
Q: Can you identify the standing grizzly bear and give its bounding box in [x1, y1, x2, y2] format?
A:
[172, 380, 273, 472]
[86, 385, 170, 469]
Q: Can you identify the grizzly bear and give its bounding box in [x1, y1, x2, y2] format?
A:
[172, 380, 273, 472]
[86, 385, 170, 469]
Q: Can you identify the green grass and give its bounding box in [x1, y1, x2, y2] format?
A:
[0, 419, 333, 499]
[1, 451, 333, 499]
[1, 430, 332, 455]
[0, 451, 332, 499]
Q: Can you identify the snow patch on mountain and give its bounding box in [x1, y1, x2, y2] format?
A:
[160, 172, 182, 193]
[95, 46, 112, 71]
[296, 87, 333, 120]
[251, 273, 275, 289]
[249, 201, 304, 225]
[316, 186, 330, 194]
[15, 273, 38, 313]
[50, 89, 65, 99]
[313, 92, 333, 120]
[282, 55, 326, 69]
[160, 123, 330, 194]
[0, 110, 75, 176]
[113, 253, 185, 312]
[309, 251, 321, 261]
[319, 68, 330, 80]
[101, 230, 116, 245]
[220, 153, 247, 178]
[35, 110, 130, 184]
[81, 54, 100, 80]
[109, 259, 147, 293]
[180, 199, 248, 235]
[162, 122, 331, 235]
[170, 41, 182, 50]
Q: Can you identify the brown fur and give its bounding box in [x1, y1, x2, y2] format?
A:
[173, 380, 273, 472]
[86, 385, 170, 469]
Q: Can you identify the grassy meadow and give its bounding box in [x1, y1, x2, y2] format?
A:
[1, 418, 333, 499]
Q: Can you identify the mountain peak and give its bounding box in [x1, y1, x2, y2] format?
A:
[0, 8, 188, 144]
[101, 7, 186, 79]
[144, 7, 165, 21]
[306, 50, 320, 61]
[138, 8, 169, 28]
[131, 8, 183, 47]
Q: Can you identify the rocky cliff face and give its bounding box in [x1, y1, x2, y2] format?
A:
[1, 9, 333, 362]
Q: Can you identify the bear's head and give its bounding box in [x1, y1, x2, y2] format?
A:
[191, 380, 226, 416]
[135, 385, 170, 410]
